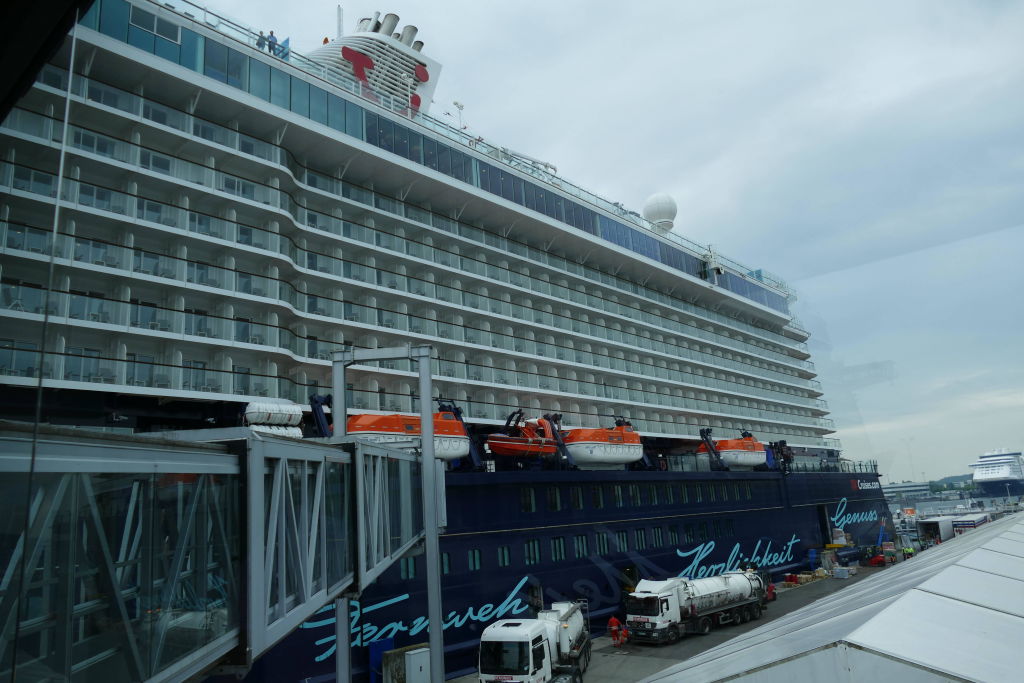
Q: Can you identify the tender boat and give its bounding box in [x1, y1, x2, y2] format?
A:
[486, 411, 560, 458]
[697, 430, 768, 468]
[486, 411, 643, 466]
[347, 411, 471, 461]
[562, 418, 643, 467]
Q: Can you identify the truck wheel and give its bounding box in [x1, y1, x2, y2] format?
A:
[667, 626, 680, 644]
[698, 617, 712, 635]
[731, 608, 743, 625]
[751, 603, 762, 620]
[740, 606, 751, 623]
[581, 647, 590, 672]
[571, 672, 583, 683]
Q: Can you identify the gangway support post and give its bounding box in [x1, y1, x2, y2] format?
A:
[331, 345, 444, 682]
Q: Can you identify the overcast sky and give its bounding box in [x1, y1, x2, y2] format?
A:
[216, 0, 1024, 482]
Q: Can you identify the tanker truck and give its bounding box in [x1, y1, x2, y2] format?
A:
[478, 600, 591, 683]
[624, 570, 767, 644]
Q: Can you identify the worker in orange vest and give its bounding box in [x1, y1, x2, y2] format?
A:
[607, 615, 624, 647]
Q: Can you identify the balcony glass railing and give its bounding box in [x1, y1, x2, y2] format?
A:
[34, 63, 809, 356]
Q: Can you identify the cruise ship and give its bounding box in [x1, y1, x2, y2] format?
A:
[969, 449, 1024, 497]
[0, 1, 888, 680]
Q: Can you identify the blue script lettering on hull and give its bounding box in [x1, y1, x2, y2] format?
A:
[299, 576, 531, 661]
[675, 534, 801, 577]
[830, 497, 879, 530]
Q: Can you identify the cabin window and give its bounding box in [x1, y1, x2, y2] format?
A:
[719, 484, 728, 501]
[697, 521, 709, 542]
[706, 484, 715, 502]
[574, 534, 588, 558]
[746, 483, 753, 500]
[616, 530, 628, 552]
[468, 549, 481, 571]
[684, 524, 696, 544]
[400, 557, 416, 580]
[668, 526, 679, 546]
[497, 546, 510, 567]
[734, 483, 742, 501]
[547, 487, 562, 511]
[442, 552, 450, 575]
[724, 519, 735, 537]
[591, 486, 604, 509]
[679, 484, 689, 504]
[635, 529, 647, 551]
[520, 488, 536, 513]
[653, 527, 664, 547]
[551, 537, 566, 562]
[693, 484, 703, 504]
[648, 485, 658, 505]
[712, 520, 723, 538]
[596, 532, 609, 555]
[524, 540, 541, 566]
[628, 484, 641, 506]
[661, 484, 673, 504]
[570, 486, 584, 510]
[613, 485, 624, 508]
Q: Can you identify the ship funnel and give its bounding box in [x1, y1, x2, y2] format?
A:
[356, 17, 372, 31]
[399, 24, 418, 46]
[380, 13, 400, 36]
[412, 40, 424, 52]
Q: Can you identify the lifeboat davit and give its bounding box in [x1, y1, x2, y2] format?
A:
[563, 418, 643, 467]
[347, 411, 471, 461]
[486, 412, 560, 458]
[697, 431, 766, 468]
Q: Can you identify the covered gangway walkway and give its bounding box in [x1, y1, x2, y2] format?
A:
[0, 420, 429, 682]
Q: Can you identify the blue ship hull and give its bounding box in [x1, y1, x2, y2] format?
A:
[244, 467, 889, 681]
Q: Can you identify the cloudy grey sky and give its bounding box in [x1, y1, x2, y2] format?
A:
[218, 0, 1024, 481]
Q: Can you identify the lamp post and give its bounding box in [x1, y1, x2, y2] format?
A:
[452, 100, 464, 129]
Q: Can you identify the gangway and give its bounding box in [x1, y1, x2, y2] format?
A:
[0, 420, 429, 682]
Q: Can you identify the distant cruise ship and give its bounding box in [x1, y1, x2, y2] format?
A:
[0, 1, 888, 680]
[969, 449, 1024, 496]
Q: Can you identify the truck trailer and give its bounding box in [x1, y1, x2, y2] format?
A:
[624, 571, 767, 643]
[478, 601, 591, 683]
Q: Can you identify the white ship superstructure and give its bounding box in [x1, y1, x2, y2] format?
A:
[969, 449, 1024, 495]
[0, 0, 837, 454]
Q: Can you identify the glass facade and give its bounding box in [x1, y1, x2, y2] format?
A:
[83, 0, 789, 314]
[0, 0, 842, 448]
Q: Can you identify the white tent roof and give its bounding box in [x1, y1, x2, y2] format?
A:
[644, 515, 1024, 683]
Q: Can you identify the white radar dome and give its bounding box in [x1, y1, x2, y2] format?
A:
[642, 193, 677, 232]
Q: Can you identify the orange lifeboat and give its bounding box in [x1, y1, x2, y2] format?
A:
[486, 411, 560, 458]
[562, 418, 643, 467]
[347, 411, 471, 461]
[697, 431, 766, 468]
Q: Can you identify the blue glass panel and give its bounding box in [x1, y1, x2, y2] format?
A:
[408, 131, 423, 163]
[364, 113, 378, 148]
[226, 48, 248, 90]
[80, 0, 100, 30]
[631, 231, 659, 260]
[154, 35, 180, 62]
[99, 0, 130, 41]
[269, 67, 289, 108]
[524, 181, 536, 210]
[345, 100, 363, 138]
[377, 117, 394, 152]
[290, 78, 309, 116]
[309, 86, 328, 125]
[478, 162, 490, 189]
[249, 60, 270, 101]
[423, 137, 437, 170]
[179, 28, 203, 71]
[394, 124, 410, 159]
[127, 25, 155, 53]
[203, 40, 228, 83]
[328, 93, 344, 129]
[451, 150, 466, 182]
[437, 144, 451, 176]
[581, 208, 597, 235]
